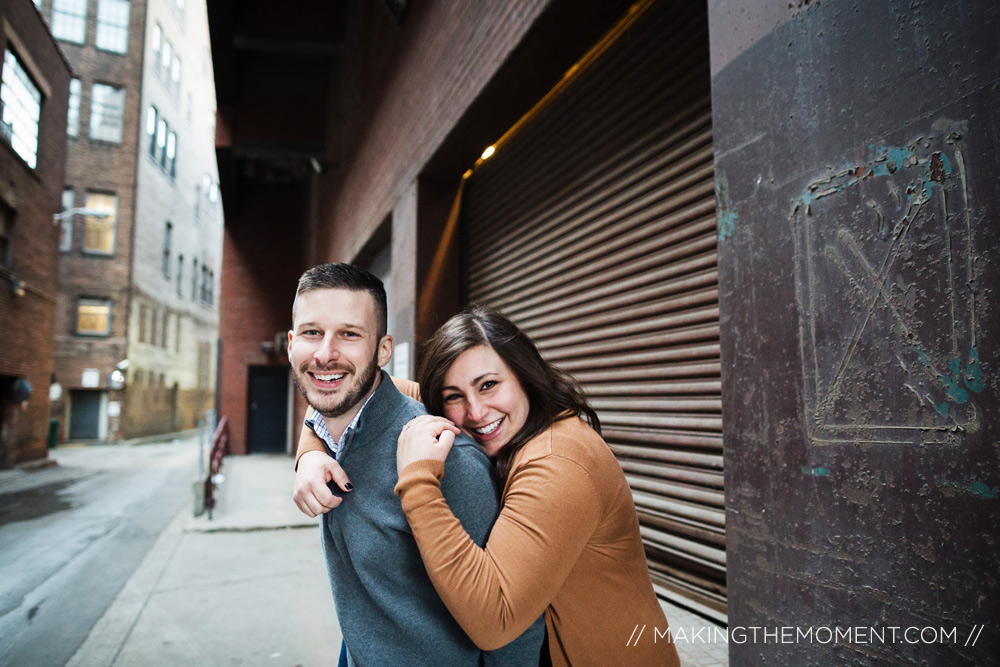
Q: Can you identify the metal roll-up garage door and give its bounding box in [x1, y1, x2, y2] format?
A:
[463, 0, 725, 620]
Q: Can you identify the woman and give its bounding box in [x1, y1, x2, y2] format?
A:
[394, 306, 679, 667]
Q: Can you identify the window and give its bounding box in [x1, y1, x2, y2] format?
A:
[160, 40, 172, 79]
[165, 129, 176, 176]
[163, 222, 172, 277]
[0, 50, 42, 168]
[66, 78, 81, 138]
[176, 254, 183, 295]
[170, 55, 181, 96]
[51, 0, 87, 44]
[0, 205, 11, 269]
[191, 258, 198, 299]
[202, 269, 215, 306]
[138, 303, 147, 343]
[82, 192, 116, 254]
[89, 83, 125, 143]
[150, 305, 158, 344]
[146, 106, 157, 157]
[96, 0, 130, 54]
[147, 106, 177, 177]
[151, 24, 162, 68]
[60, 187, 74, 252]
[77, 298, 111, 336]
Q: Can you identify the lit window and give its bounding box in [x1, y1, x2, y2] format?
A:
[146, 105, 157, 157]
[96, 0, 130, 54]
[77, 298, 111, 336]
[60, 187, 74, 252]
[82, 192, 116, 254]
[171, 56, 181, 94]
[161, 40, 172, 74]
[152, 24, 162, 65]
[51, 0, 87, 44]
[156, 117, 166, 158]
[165, 130, 176, 176]
[0, 50, 41, 168]
[89, 83, 125, 143]
[66, 78, 81, 137]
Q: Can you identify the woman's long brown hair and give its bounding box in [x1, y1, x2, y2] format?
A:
[418, 305, 600, 484]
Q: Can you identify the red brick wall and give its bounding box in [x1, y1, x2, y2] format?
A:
[0, 0, 71, 465]
[218, 182, 304, 454]
[314, 0, 550, 264]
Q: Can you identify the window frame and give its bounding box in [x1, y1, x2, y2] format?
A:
[81, 191, 117, 255]
[88, 82, 125, 144]
[0, 49, 42, 169]
[95, 0, 130, 54]
[76, 297, 112, 337]
[51, 0, 87, 45]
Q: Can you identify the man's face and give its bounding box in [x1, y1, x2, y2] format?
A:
[287, 288, 392, 419]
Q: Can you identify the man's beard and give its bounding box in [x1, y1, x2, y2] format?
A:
[293, 351, 380, 419]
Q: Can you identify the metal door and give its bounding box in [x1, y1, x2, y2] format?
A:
[247, 366, 288, 454]
[462, 0, 724, 619]
[69, 390, 103, 440]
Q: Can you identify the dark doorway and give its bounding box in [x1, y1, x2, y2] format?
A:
[69, 390, 103, 440]
[246, 366, 288, 453]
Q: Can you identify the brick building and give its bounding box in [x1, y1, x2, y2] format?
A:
[209, 0, 999, 662]
[41, 0, 221, 442]
[0, 0, 71, 466]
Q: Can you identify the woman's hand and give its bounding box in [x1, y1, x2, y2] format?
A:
[397, 415, 462, 476]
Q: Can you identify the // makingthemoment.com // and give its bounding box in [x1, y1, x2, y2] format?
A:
[625, 624, 986, 647]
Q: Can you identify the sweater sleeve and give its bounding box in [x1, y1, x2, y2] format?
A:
[395, 450, 602, 650]
[293, 408, 328, 470]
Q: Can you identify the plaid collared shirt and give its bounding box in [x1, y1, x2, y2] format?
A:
[303, 391, 377, 458]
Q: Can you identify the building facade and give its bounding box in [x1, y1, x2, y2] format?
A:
[0, 0, 71, 466]
[41, 0, 220, 442]
[209, 0, 999, 663]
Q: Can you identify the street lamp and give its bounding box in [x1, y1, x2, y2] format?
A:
[52, 207, 111, 225]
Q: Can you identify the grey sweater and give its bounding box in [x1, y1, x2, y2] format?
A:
[318, 371, 544, 666]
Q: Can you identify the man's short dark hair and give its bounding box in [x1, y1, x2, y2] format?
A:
[294, 263, 388, 339]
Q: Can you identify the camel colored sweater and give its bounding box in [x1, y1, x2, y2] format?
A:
[394, 416, 680, 667]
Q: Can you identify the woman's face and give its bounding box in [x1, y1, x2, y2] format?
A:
[441, 345, 530, 457]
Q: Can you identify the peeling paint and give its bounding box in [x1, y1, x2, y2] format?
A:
[938, 477, 998, 499]
[716, 175, 737, 241]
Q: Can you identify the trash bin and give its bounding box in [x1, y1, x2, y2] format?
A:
[48, 419, 59, 449]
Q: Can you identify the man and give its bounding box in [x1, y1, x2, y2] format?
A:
[287, 263, 543, 667]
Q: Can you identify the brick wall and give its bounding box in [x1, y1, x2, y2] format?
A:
[218, 182, 304, 454]
[48, 0, 148, 439]
[0, 0, 71, 465]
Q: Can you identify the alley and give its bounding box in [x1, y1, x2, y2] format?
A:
[0, 439, 198, 666]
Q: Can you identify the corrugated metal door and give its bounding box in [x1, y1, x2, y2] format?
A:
[462, 0, 725, 619]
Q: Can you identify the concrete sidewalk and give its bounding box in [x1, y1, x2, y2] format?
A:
[68, 454, 726, 666]
[68, 455, 342, 667]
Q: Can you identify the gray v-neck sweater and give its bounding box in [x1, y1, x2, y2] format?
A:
[319, 371, 543, 666]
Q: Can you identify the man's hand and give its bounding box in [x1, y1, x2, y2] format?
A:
[396, 415, 462, 476]
[293, 450, 353, 518]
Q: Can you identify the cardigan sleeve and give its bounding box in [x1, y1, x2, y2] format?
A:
[395, 449, 603, 650]
[294, 409, 328, 469]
